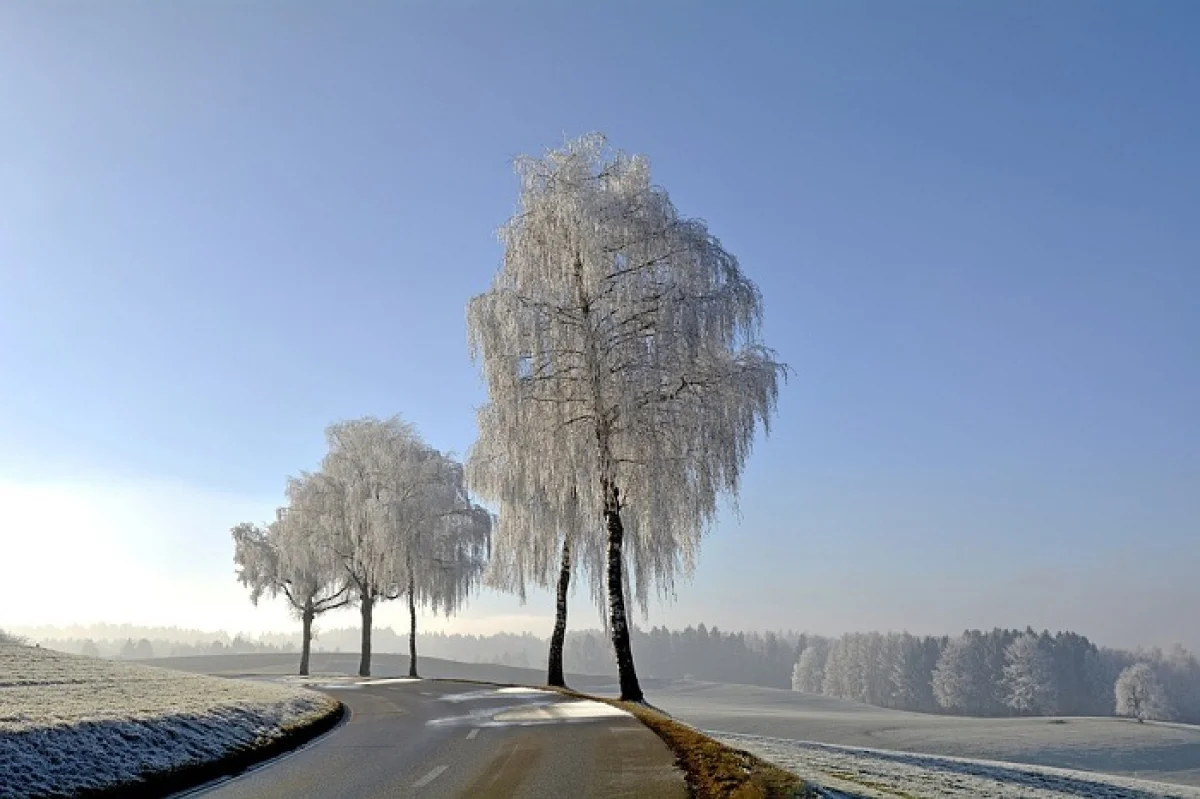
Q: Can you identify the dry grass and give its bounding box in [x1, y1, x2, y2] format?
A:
[547, 686, 812, 798]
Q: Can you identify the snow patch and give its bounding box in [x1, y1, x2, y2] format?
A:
[492, 700, 629, 722]
[358, 677, 421, 686]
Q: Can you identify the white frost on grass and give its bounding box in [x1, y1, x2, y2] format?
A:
[714, 732, 1200, 799]
[492, 700, 628, 722]
[495, 686, 553, 695]
[0, 643, 337, 797]
[653, 681, 1200, 787]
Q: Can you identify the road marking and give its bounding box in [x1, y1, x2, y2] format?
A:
[466, 728, 479, 740]
[413, 765, 448, 788]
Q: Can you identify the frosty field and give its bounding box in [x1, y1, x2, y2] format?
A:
[650, 681, 1200, 792]
[718, 733, 1200, 798]
[0, 643, 338, 797]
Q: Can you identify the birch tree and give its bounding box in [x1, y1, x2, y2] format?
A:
[467, 134, 786, 701]
[399, 451, 492, 678]
[230, 484, 349, 676]
[469, 428, 603, 687]
[317, 417, 435, 677]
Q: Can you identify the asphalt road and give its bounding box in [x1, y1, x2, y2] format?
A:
[187, 677, 687, 799]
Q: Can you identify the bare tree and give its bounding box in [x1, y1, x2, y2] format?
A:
[467, 134, 786, 701]
[231, 482, 349, 676]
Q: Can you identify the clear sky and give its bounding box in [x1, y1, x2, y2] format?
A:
[2, 2, 1197, 651]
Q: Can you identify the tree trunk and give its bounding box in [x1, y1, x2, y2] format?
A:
[547, 535, 572, 688]
[358, 595, 373, 677]
[407, 573, 419, 678]
[299, 603, 313, 677]
[604, 484, 644, 702]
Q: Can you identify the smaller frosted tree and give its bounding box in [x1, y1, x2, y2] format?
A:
[1002, 633, 1059, 715]
[232, 486, 349, 676]
[933, 633, 991, 715]
[1116, 662, 1172, 722]
[793, 640, 830, 694]
[400, 451, 492, 679]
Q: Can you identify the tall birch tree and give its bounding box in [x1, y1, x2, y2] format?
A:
[467, 134, 786, 701]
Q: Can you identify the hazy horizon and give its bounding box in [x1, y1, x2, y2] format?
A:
[3, 4, 1196, 657]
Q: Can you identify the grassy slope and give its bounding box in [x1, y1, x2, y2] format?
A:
[0, 644, 340, 797]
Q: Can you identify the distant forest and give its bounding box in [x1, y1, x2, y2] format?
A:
[21, 622, 1199, 723]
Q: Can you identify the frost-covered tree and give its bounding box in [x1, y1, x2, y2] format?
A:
[888, 633, 942, 712]
[1156, 645, 1200, 723]
[470, 432, 604, 687]
[231, 480, 349, 676]
[317, 417, 437, 676]
[316, 417, 491, 677]
[793, 639, 830, 694]
[1116, 662, 1172, 722]
[933, 632, 993, 715]
[467, 134, 786, 701]
[400, 450, 492, 678]
[1002, 633, 1059, 715]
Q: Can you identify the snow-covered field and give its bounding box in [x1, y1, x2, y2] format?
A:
[718, 732, 1200, 798]
[0, 643, 338, 797]
[651, 681, 1200, 791]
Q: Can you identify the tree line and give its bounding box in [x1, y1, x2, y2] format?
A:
[230, 134, 785, 700]
[34, 636, 298, 660]
[22, 620, 1199, 724]
[791, 628, 1200, 723]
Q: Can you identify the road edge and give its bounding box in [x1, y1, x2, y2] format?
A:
[74, 699, 347, 799]
[547, 686, 814, 798]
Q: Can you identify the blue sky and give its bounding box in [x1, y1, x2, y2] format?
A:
[2, 2, 1197, 649]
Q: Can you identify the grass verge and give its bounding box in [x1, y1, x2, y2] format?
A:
[76, 700, 346, 799]
[548, 686, 812, 798]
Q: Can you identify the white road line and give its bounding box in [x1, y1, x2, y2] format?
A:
[466, 728, 480, 740]
[413, 765, 448, 788]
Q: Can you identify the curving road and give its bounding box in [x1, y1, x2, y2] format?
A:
[185, 677, 686, 798]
